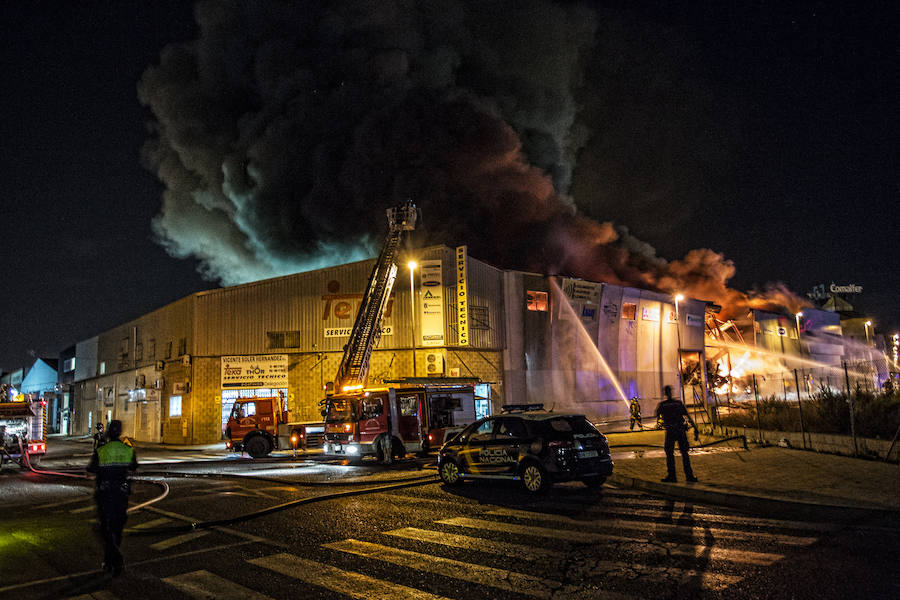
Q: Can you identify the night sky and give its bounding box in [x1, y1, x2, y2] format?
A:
[2, 1, 897, 372]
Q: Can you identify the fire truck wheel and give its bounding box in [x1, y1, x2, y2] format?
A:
[245, 436, 270, 458]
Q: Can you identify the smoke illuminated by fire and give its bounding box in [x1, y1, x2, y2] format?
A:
[139, 0, 808, 319]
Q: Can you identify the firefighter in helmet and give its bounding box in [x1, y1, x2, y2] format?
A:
[629, 397, 643, 431]
[87, 419, 137, 575]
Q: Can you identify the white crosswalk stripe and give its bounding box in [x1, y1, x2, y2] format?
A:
[384, 526, 567, 561]
[486, 507, 819, 545]
[324, 538, 563, 599]
[249, 552, 452, 600]
[385, 491, 835, 533]
[150, 530, 210, 551]
[438, 517, 784, 566]
[65, 592, 118, 600]
[164, 569, 273, 599]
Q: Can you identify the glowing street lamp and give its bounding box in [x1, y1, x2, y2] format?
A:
[864, 320, 872, 346]
[795, 311, 804, 343]
[408, 261, 417, 377]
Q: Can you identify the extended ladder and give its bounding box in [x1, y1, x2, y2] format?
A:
[334, 201, 417, 391]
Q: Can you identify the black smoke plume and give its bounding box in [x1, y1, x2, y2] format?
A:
[139, 0, 806, 318]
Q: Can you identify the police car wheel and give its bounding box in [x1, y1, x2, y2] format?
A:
[521, 463, 549, 493]
[439, 459, 462, 486]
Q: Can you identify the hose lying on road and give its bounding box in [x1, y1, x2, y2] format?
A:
[129, 474, 439, 537]
[17, 438, 170, 513]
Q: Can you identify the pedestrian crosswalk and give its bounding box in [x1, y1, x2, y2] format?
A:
[67, 487, 840, 600]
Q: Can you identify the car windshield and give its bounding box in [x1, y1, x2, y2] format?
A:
[325, 398, 356, 422]
[528, 416, 600, 436]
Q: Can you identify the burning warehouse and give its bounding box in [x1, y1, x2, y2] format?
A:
[68, 245, 712, 445]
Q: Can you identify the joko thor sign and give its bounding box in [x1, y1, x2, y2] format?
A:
[221, 355, 288, 389]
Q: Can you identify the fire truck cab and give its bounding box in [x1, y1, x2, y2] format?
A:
[323, 382, 477, 462]
[224, 393, 324, 458]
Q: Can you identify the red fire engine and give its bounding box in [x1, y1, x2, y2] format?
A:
[321, 201, 479, 463]
[0, 387, 47, 467]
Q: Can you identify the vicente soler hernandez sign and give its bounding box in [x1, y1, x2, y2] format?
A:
[221, 355, 288, 389]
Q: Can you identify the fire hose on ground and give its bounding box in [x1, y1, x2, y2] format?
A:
[16, 438, 170, 513]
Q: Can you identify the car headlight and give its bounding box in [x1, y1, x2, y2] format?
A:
[346, 445, 359, 454]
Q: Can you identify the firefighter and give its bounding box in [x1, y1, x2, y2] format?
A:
[629, 397, 643, 430]
[87, 419, 137, 575]
[92, 422, 106, 451]
[654, 385, 699, 483]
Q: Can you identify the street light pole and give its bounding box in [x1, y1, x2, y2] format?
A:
[408, 261, 417, 378]
[674, 294, 686, 407]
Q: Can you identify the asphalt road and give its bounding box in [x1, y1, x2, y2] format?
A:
[2, 450, 899, 600]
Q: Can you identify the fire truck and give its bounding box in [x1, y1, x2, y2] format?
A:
[321, 201, 479, 463]
[224, 391, 324, 458]
[0, 385, 47, 467]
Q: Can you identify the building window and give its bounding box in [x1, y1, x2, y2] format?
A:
[526, 291, 548, 312]
[148, 339, 156, 360]
[63, 357, 76, 372]
[470, 306, 490, 330]
[99, 361, 106, 375]
[178, 338, 187, 356]
[135, 343, 143, 362]
[622, 303, 637, 320]
[267, 330, 301, 349]
[169, 395, 182, 418]
[165, 341, 173, 359]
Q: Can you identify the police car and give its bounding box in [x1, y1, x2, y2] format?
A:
[437, 404, 614, 493]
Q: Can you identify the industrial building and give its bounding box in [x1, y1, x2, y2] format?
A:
[68, 245, 709, 444]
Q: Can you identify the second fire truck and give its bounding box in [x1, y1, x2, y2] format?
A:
[322, 201, 479, 463]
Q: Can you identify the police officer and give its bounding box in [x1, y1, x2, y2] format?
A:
[87, 419, 137, 575]
[654, 385, 699, 483]
[629, 397, 643, 430]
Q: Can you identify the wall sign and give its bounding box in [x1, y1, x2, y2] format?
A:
[419, 260, 444, 347]
[221, 355, 289, 389]
[456, 246, 469, 346]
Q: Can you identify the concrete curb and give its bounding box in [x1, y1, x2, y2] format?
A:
[608, 472, 900, 523]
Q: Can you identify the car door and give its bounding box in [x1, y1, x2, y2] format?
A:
[458, 418, 496, 475]
[483, 417, 527, 476]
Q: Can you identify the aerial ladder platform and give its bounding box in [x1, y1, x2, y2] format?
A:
[333, 200, 418, 392]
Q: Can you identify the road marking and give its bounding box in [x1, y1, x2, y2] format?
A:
[383, 527, 566, 560]
[128, 517, 171, 530]
[35, 496, 91, 510]
[486, 508, 818, 546]
[69, 505, 95, 514]
[163, 569, 273, 599]
[150, 530, 210, 550]
[438, 517, 784, 566]
[575, 505, 837, 532]
[325, 538, 561, 599]
[65, 592, 118, 600]
[250, 552, 451, 600]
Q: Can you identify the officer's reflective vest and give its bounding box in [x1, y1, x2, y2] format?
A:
[97, 440, 135, 468]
